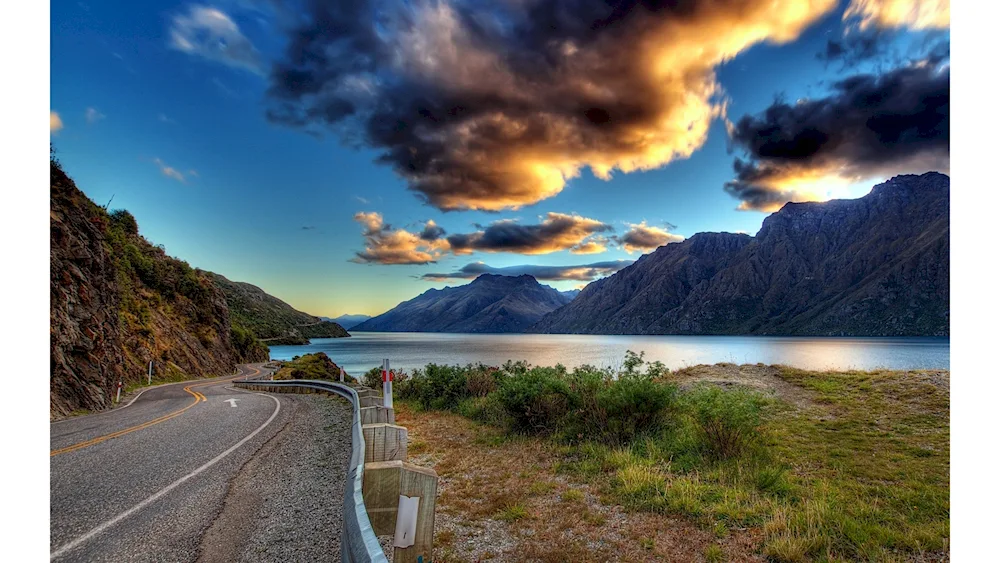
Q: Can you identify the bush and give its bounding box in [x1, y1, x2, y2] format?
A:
[456, 394, 510, 427]
[409, 364, 471, 410]
[466, 368, 498, 397]
[684, 385, 768, 459]
[590, 377, 677, 444]
[109, 209, 139, 236]
[497, 368, 577, 434]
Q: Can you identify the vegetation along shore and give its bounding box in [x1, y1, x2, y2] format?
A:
[280, 351, 948, 562]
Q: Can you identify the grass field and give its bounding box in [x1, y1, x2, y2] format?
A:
[392, 362, 949, 562]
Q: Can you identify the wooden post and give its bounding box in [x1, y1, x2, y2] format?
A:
[362, 423, 408, 463]
[360, 406, 395, 425]
[362, 460, 437, 563]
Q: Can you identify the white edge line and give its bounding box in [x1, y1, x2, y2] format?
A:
[50, 390, 281, 560]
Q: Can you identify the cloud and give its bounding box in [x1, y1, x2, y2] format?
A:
[614, 222, 684, 253]
[187, 169, 199, 177]
[446, 213, 612, 256]
[725, 60, 949, 211]
[50, 111, 63, 133]
[354, 196, 370, 205]
[844, 0, 949, 30]
[351, 212, 448, 265]
[302, 225, 316, 230]
[159, 113, 177, 124]
[153, 158, 187, 183]
[422, 260, 633, 282]
[265, 0, 838, 211]
[169, 5, 264, 75]
[85, 107, 105, 124]
[419, 219, 446, 242]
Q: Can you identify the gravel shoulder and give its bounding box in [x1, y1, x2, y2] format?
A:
[197, 394, 353, 563]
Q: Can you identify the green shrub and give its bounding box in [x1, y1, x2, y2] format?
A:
[590, 377, 677, 444]
[456, 394, 510, 427]
[411, 364, 471, 410]
[109, 209, 139, 236]
[684, 385, 768, 459]
[466, 368, 498, 397]
[497, 368, 577, 434]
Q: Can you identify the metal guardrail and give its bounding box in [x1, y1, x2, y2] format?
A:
[233, 378, 388, 563]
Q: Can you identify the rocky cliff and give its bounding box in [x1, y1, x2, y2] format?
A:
[50, 162, 268, 418]
[353, 274, 574, 333]
[531, 173, 949, 336]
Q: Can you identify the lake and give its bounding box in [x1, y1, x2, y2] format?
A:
[268, 332, 949, 375]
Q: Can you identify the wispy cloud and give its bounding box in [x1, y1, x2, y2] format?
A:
[85, 107, 106, 124]
[169, 5, 265, 75]
[844, 0, 949, 30]
[50, 111, 64, 133]
[158, 113, 176, 124]
[153, 158, 187, 183]
[422, 261, 633, 282]
[354, 196, 370, 205]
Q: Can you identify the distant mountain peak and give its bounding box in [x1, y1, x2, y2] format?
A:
[353, 272, 572, 333]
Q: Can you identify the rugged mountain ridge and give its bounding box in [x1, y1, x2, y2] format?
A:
[209, 273, 350, 344]
[352, 274, 574, 333]
[531, 173, 949, 336]
[51, 162, 270, 417]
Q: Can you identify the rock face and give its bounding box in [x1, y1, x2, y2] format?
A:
[353, 274, 574, 333]
[51, 165, 129, 417]
[531, 173, 950, 336]
[50, 163, 269, 418]
[210, 273, 350, 343]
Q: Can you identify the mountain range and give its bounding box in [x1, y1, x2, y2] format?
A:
[323, 314, 373, 330]
[352, 274, 575, 333]
[356, 172, 948, 337]
[532, 172, 949, 336]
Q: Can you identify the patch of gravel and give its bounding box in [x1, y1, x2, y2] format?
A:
[673, 362, 820, 410]
[197, 394, 353, 562]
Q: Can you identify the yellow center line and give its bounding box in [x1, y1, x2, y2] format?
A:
[50, 366, 262, 457]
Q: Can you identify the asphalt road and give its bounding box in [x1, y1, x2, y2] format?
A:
[49, 363, 350, 562]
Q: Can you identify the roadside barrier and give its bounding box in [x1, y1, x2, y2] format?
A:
[234, 371, 437, 563]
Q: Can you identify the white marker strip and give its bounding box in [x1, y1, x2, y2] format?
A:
[225, 398, 239, 408]
[50, 392, 281, 560]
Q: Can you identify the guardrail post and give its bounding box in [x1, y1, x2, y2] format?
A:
[360, 405, 395, 425]
[362, 460, 437, 563]
[362, 423, 408, 463]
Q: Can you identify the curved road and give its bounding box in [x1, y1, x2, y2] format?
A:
[50, 363, 350, 562]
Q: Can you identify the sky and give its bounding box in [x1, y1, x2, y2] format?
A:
[49, 0, 950, 317]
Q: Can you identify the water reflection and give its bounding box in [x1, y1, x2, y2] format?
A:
[267, 333, 949, 376]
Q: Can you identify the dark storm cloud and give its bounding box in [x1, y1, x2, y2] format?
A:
[265, 0, 837, 211]
[725, 61, 949, 211]
[421, 260, 633, 282]
[446, 213, 613, 255]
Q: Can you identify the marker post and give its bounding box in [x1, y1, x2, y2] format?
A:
[382, 359, 393, 409]
[148, 361, 153, 385]
[340, 367, 345, 383]
[115, 380, 123, 403]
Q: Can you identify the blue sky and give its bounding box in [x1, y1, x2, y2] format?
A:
[50, 0, 949, 316]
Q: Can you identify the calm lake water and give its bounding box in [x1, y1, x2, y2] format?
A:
[268, 332, 949, 375]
